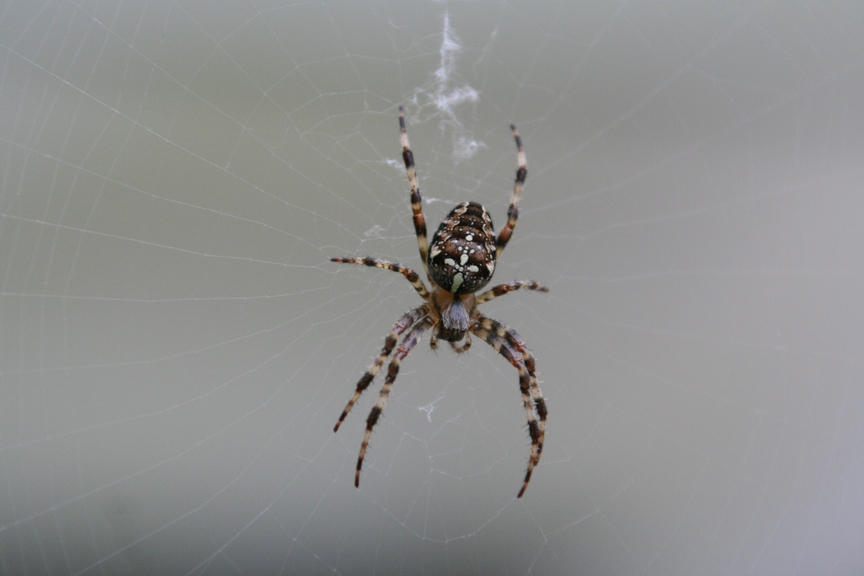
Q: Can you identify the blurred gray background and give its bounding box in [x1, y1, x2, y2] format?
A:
[2, 1, 863, 574]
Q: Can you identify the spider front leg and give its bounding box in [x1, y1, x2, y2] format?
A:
[355, 316, 433, 488]
[495, 125, 527, 258]
[472, 316, 545, 498]
[477, 316, 547, 465]
[334, 306, 428, 432]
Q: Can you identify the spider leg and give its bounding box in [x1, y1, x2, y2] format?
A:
[331, 257, 429, 299]
[477, 316, 547, 464]
[355, 316, 433, 488]
[399, 106, 430, 277]
[475, 280, 548, 305]
[334, 305, 429, 432]
[495, 125, 527, 258]
[472, 315, 545, 498]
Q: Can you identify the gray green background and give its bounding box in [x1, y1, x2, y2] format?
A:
[2, 1, 863, 574]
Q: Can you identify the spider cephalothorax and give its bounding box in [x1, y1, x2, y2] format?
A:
[331, 107, 548, 497]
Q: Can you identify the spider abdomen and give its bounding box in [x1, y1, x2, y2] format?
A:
[427, 201, 496, 294]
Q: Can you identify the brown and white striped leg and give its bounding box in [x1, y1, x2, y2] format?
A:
[475, 280, 548, 305]
[471, 317, 542, 498]
[477, 316, 546, 452]
[477, 316, 547, 468]
[331, 257, 429, 299]
[496, 125, 527, 258]
[333, 305, 429, 432]
[399, 106, 430, 277]
[355, 316, 432, 487]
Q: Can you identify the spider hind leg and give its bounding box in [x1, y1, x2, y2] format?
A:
[495, 125, 527, 258]
[399, 106, 430, 276]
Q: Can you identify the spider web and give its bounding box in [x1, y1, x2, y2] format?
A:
[2, 1, 864, 574]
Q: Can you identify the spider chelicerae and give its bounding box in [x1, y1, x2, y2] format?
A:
[332, 107, 548, 498]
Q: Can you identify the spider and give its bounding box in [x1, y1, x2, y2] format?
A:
[332, 107, 548, 498]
